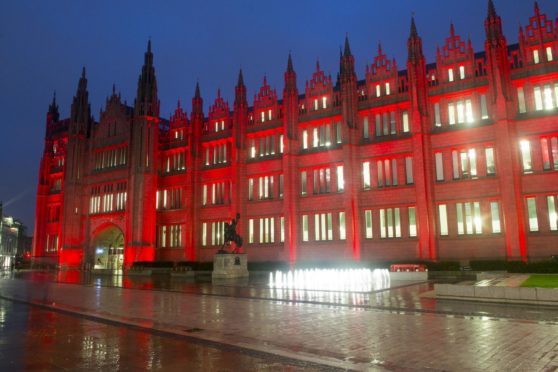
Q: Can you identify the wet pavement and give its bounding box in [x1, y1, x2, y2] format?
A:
[0, 298, 332, 371]
[1, 270, 558, 371]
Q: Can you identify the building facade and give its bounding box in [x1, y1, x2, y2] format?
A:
[0, 202, 28, 270]
[34, 2, 558, 269]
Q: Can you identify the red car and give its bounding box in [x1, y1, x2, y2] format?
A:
[390, 264, 428, 272]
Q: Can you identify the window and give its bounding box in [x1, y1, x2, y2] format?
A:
[490, 201, 501, 233]
[385, 82, 390, 95]
[435, 153, 444, 181]
[376, 84, 381, 97]
[115, 183, 127, 211]
[405, 157, 413, 184]
[280, 217, 285, 242]
[248, 219, 254, 243]
[534, 87, 543, 111]
[362, 162, 371, 190]
[301, 171, 307, 195]
[322, 96, 327, 109]
[379, 208, 401, 238]
[541, 137, 558, 170]
[339, 212, 346, 240]
[480, 95, 489, 119]
[520, 140, 532, 173]
[448, 99, 473, 125]
[547, 47, 553, 62]
[249, 139, 256, 158]
[211, 221, 226, 246]
[259, 217, 275, 243]
[377, 159, 398, 187]
[279, 135, 284, 153]
[302, 215, 309, 241]
[313, 99, 318, 111]
[533, 49, 540, 64]
[409, 207, 417, 237]
[336, 166, 344, 192]
[448, 68, 454, 82]
[402, 111, 409, 133]
[248, 179, 253, 201]
[517, 87, 527, 113]
[312, 168, 331, 194]
[527, 197, 538, 232]
[456, 202, 482, 235]
[302, 129, 308, 149]
[159, 225, 182, 248]
[202, 223, 207, 246]
[547, 196, 557, 231]
[314, 213, 333, 241]
[485, 148, 495, 175]
[459, 66, 465, 80]
[439, 204, 448, 236]
[258, 176, 273, 200]
[434, 103, 441, 127]
[45, 234, 59, 253]
[365, 210, 373, 239]
[363, 117, 369, 139]
[336, 122, 342, 144]
[279, 174, 284, 199]
[452, 149, 477, 179]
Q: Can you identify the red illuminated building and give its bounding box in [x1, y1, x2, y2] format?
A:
[34, 2, 558, 269]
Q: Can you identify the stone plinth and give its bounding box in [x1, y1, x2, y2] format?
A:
[212, 253, 249, 280]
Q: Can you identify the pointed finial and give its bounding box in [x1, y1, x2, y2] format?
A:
[147, 39, 152, 53]
[343, 33, 352, 57]
[534, 1, 540, 15]
[316, 58, 320, 71]
[81, 66, 86, 79]
[487, 0, 497, 18]
[450, 22, 455, 37]
[378, 41, 383, 55]
[237, 68, 244, 86]
[177, 98, 181, 109]
[195, 81, 201, 98]
[112, 83, 116, 95]
[287, 52, 294, 72]
[52, 90, 57, 105]
[263, 74, 267, 86]
[217, 88, 221, 98]
[410, 15, 418, 37]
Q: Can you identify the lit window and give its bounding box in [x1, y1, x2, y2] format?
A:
[336, 122, 342, 144]
[279, 135, 284, 153]
[312, 127, 319, 147]
[402, 111, 409, 132]
[314, 99, 318, 111]
[248, 219, 254, 243]
[456, 101, 465, 123]
[459, 65, 465, 80]
[485, 148, 495, 175]
[547, 46, 553, 62]
[202, 223, 207, 246]
[385, 82, 390, 95]
[302, 130, 308, 149]
[533, 49, 540, 64]
[434, 103, 441, 127]
[302, 215, 309, 241]
[527, 197, 538, 232]
[409, 207, 417, 237]
[362, 162, 370, 190]
[520, 140, 532, 173]
[280, 217, 285, 242]
[448, 103, 456, 125]
[363, 117, 369, 139]
[435, 153, 444, 181]
[439, 204, 448, 236]
[301, 171, 307, 195]
[448, 68, 454, 82]
[250, 139, 256, 158]
[534, 87, 543, 111]
[490, 201, 501, 233]
[365, 210, 373, 239]
[322, 96, 327, 109]
[248, 179, 253, 201]
[336, 165, 344, 192]
[547, 196, 557, 231]
[261, 111, 265, 123]
[268, 109, 272, 120]
[543, 84, 554, 110]
[465, 99, 473, 123]
[517, 88, 526, 113]
[376, 84, 381, 97]
[339, 212, 346, 240]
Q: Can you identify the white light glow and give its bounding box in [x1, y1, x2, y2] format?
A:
[268, 268, 390, 292]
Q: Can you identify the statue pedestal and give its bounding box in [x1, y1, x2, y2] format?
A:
[212, 253, 249, 280]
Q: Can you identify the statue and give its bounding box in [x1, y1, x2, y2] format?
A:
[220, 213, 243, 253]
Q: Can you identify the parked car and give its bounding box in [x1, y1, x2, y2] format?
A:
[389, 263, 428, 272]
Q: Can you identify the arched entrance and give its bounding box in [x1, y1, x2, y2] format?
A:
[91, 224, 124, 271]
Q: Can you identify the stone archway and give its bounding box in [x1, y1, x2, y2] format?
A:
[91, 224, 124, 271]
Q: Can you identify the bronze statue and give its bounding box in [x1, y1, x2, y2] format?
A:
[220, 213, 243, 253]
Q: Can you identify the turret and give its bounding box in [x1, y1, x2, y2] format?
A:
[134, 40, 160, 117]
[47, 92, 59, 125]
[234, 69, 247, 108]
[339, 34, 358, 129]
[407, 16, 428, 118]
[283, 53, 298, 139]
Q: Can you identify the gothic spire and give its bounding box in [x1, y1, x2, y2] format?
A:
[287, 52, 294, 72]
[70, 66, 91, 126]
[134, 39, 159, 117]
[408, 16, 424, 63]
[195, 81, 201, 98]
[192, 81, 203, 116]
[235, 69, 247, 107]
[47, 91, 59, 123]
[237, 68, 244, 87]
[410, 16, 418, 38]
[487, 0, 497, 19]
[343, 33, 352, 57]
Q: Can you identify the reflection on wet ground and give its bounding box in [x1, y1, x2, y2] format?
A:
[0, 298, 332, 371]
[7, 270, 558, 323]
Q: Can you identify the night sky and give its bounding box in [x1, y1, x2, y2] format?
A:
[1, 0, 557, 230]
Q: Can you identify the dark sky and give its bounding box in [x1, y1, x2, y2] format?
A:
[1, 0, 557, 230]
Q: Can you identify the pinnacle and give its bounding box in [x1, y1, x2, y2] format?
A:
[194, 82, 201, 98]
[81, 66, 86, 79]
[147, 39, 152, 53]
[343, 33, 352, 57]
[487, 0, 497, 18]
[410, 16, 418, 38]
[287, 52, 294, 72]
[237, 68, 244, 86]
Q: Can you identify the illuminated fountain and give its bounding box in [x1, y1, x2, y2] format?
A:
[268, 268, 390, 292]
